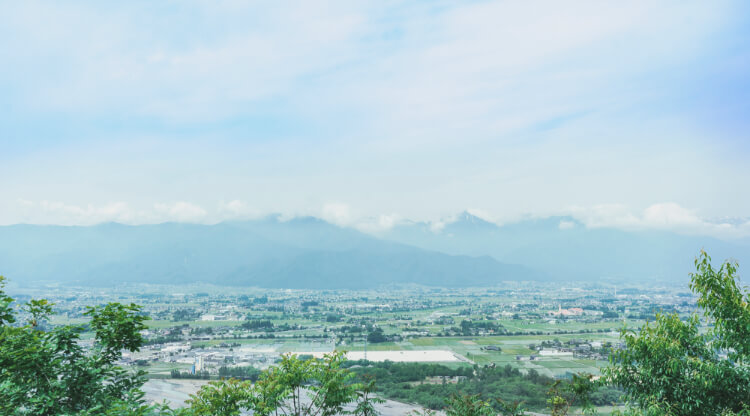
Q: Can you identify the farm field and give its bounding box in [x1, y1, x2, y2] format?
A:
[22, 281, 695, 412]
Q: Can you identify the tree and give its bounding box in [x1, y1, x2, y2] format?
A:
[367, 328, 387, 343]
[443, 393, 495, 416]
[182, 379, 253, 416]
[182, 351, 369, 416]
[352, 378, 384, 416]
[218, 365, 262, 381]
[496, 398, 528, 416]
[410, 393, 528, 416]
[604, 251, 750, 415]
[0, 275, 169, 416]
[545, 374, 596, 416]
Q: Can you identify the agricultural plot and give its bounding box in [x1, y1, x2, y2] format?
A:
[29, 281, 690, 399]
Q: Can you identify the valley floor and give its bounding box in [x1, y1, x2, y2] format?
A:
[143, 379, 438, 415]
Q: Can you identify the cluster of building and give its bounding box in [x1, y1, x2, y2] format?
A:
[121, 342, 276, 375]
[549, 306, 585, 317]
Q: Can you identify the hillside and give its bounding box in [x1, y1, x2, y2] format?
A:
[3, 213, 746, 287]
[0, 217, 537, 288]
[380, 212, 750, 282]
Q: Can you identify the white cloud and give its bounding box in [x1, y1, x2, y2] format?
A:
[465, 209, 496, 223]
[429, 221, 447, 234]
[217, 200, 261, 220]
[0, 0, 733, 131]
[354, 213, 402, 233]
[16, 198, 34, 207]
[1, 1, 748, 231]
[12, 200, 138, 225]
[0, 1, 370, 122]
[320, 203, 353, 227]
[6, 198, 750, 239]
[642, 202, 702, 228]
[376, 214, 400, 230]
[570, 204, 641, 229]
[220, 200, 247, 214]
[569, 202, 750, 238]
[7, 200, 214, 225]
[153, 202, 207, 223]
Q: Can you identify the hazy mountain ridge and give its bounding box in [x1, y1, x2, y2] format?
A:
[2, 213, 747, 288]
[0, 218, 538, 288]
[380, 212, 750, 282]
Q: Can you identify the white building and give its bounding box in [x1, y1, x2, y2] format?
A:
[539, 349, 574, 356]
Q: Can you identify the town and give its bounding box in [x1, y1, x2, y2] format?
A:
[13, 279, 697, 412]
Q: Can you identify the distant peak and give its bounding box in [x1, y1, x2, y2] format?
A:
[444, 211, 499, 230]
[458, 211, 493, 223]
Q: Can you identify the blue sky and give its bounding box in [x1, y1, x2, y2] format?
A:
[1, 1, 749, 238]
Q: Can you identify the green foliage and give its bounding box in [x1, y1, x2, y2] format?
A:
[181, 351, 367, 416]
[183, 379, 253, 416]
[352, 379, 385, 416]
[406, 391, 528, 416]
[444, 393, 495, 416]
[690, 252, 750, 362]
[86, 302, 149, 363]
[247, 368, 287, 416]
[605, 251, 750, 415]
[218, 365, 262, 381]
[7, 250, 748, 416]
[546, 374, 596, 416]
[0, 276, 164, 416]
[366, 328, 387, 343]
[23, 298, 54, 328]
[171, 369, 210, 380]
[240, 319, 274, 330]
[0, 275, 16, 325]
[347, 361, 553, 411]
[496, 398, 528, 416]
[460, 319, 504, 336]
[407, 410, 437, 416]
[171, 308, 200, 322]
[308, 352, 358, 416]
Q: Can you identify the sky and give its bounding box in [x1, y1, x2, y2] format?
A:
[1, 1, 749, 238]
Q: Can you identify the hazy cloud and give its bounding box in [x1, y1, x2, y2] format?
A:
[153, 202, 207, 223]
[354, 213, 403, 234]
[570, 202, 750, 238]
[12, 200, 137, 225]
[1, 1, 748, 235]
[6, 199, 750, 239]
[321, 203, 353, 227]
[217, 200, 262, 221]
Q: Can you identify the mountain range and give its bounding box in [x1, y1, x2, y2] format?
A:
[380, 212, 750, 282]
[0, 217, 536, 288]
[0, 213, 746, 288]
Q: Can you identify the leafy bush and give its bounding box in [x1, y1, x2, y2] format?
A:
[0, 275, 167, 415]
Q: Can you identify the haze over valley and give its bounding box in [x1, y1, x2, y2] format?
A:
[3, 212, 747, 288]
[2, 1, 749, 414]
